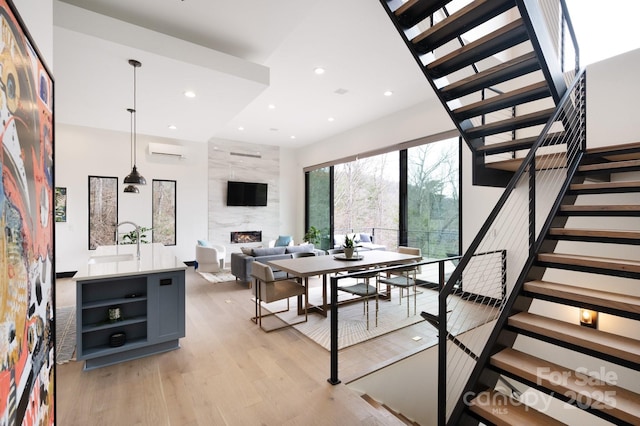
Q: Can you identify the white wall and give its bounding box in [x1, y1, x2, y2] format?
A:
[55, 123, 208, 272]
[14, 0, 53, 68]
[587, 47, 640, 149]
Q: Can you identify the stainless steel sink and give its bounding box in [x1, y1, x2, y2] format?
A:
[88, 253, 135, 264]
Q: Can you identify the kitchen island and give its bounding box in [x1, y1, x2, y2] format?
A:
[73, 243, 187, 370]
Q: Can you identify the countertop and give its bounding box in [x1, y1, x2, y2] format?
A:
[74, 243, 187, 281]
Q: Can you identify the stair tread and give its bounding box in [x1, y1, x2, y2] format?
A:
[579, 159, 640, 173]
[509, 312, 640, 365]
[485, 152, 565, 173]
[469, 389, 565, 425]
[412, 0, 515, 53]
[441, 52, 540, 100]
[427, 19, 528, 78]
[476, 131, 564, 154]
[549, 228, 640, 239]
[453, 81, 550, 120]
[569, 180, 640, 192]
[394, 0, 451, 29]
[537, 252, 640, 273]
[467, 108, 555, 140]
[523, 280, 640, 315]
[360, 394, 396, 419]
[586, 141, 640, 155]
[491, 348, 640, 424]
[560, 204, 640, 212]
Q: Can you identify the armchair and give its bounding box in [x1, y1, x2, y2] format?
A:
[195, 242, 226, 272]
[251, 261, 307, 332]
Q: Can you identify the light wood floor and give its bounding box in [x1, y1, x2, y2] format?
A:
[55, 267, 435, 425]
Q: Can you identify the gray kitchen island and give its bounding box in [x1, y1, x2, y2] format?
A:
[73, 243, 187, 370]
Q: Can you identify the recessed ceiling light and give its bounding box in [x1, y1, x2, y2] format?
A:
[328, 117, 334, 122]
[314, 67, 325, 75]
[290, 135, 296, 139]
[268, 104, 275, 109]
[384, 90, 393, 97]
[238, 126, 244, 131]
[184, 90, 196, 98]
[168, 125, 177, 130]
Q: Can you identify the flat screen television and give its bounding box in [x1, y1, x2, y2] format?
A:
[226, 181, 268, 206]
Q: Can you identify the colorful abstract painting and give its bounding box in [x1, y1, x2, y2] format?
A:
[0, 0, 55, 424]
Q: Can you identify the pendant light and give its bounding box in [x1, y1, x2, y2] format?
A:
[123, 59, 146, 190]
[124, 107, 139, 193]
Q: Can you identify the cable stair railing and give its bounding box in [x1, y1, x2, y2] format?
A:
[373, 0, 592, 423]
[427, 68, 586, 426]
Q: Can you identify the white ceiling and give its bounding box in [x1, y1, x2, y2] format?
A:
[53, 0, 437, 148]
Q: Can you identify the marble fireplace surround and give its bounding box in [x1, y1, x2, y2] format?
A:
[208, 140, 280, 261]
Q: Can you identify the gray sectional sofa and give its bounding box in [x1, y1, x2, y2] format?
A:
[230, 244, 326, 285]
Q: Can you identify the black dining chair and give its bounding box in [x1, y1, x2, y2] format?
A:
[337, 269, 379, 330]
[377, 247, 421, 317]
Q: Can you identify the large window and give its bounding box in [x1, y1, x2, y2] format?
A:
[306, 167, 332, 250]
[305, 135, 460, 258]
[407, 137, 459, 257]
[334, 153, 399, 250]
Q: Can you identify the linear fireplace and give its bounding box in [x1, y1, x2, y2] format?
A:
[230, 231, 262, 244]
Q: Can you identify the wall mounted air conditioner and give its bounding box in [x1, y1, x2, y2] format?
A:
[148, 142, 186, 158]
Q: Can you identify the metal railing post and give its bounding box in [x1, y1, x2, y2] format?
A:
[438, 289, 447, 426]
[328, 275, 341, 384]
[529, 157, 536, 256]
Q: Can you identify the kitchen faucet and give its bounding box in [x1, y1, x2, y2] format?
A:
[116, 221, 141, 259]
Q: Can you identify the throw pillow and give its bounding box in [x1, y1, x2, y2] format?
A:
[359, 233, 372, 243]
[197, 239, 211, 247]
[275, 235, 292, 246]
[286, 244, 314, 254]
[240, 247, 254, 255]
[253, 246, 286, 257]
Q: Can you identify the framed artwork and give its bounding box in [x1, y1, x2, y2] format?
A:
[55, 186, 67, 222]
[88, 176, 118, 250]
[152, 179, 176, 245]
[0, 0, 55, 423]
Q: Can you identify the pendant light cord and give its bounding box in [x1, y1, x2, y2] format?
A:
[132, 61, 137, 167]
[123, 59, 145, 188]
[128, 108, 134, 169]
[128, 59, 142, 168]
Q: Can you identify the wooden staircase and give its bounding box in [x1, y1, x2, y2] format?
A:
[380, 0, 574, 187]
[464, 143, 640, 425]
[379, 1, 638, 424]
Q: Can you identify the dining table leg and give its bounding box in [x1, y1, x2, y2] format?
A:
[321, 273, 328, 317]
[297, 277, 308, 315]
